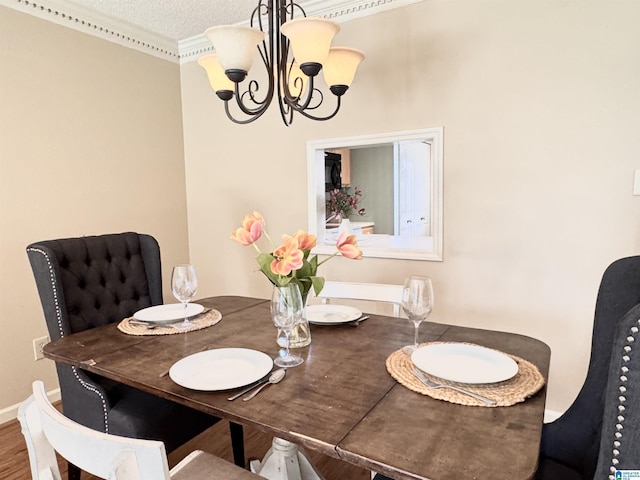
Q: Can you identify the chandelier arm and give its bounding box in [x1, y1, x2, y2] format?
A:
[232, 81, 271, 117]
[295, 95, 342, 122]
[223, 100, 270, 124]
[228, 0, 276, 121]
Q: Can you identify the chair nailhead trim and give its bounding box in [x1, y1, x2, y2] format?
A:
[607, 320, 638, 477]
[27, 247, 110, 433]
[27, 248, 64, 338]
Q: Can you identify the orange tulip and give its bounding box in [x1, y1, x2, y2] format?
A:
[293, 230, 317, 251]
[336, 231, 362, 260]
[231, 211, 264, 246]
[270, 235, 304, 276]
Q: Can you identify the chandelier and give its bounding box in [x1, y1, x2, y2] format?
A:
[197, 0, 365, 126]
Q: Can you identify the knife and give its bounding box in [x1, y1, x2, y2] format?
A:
[227, 375, 271, 401]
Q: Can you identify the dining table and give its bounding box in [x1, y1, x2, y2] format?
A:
[42, 295, 550, 480]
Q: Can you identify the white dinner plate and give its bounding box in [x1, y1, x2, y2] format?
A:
[133, 303, 204, 323]
[411, 343, 518, 384]
[305, 304, 362, 325]
[169, 348, 273, 391]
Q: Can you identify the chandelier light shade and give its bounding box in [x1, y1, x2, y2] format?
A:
[197, 54, 234, 100]
[280, 17, 339, 76]
[203, 26, 265, 82]
[198, 0, 364, 126]
[323, 47, 366, 96]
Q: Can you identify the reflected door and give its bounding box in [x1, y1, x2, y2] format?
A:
[396, 141, 431, 237]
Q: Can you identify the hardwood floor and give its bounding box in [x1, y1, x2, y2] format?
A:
[1, 411, 370, 479]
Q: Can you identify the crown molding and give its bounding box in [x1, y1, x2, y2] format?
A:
[0, 0, 180, 61]
[1, 0, 423, 64]
[178, 0, 423, 64]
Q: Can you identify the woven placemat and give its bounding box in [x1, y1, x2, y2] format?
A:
[386, 342, 545, 407]
[117, 309, 222, 336]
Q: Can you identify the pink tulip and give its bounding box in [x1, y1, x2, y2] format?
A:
[293, 230, 317, 251]
[231, 211, 264, 246]
[271, 235, 304, 275]
[336, 231, 362, 260]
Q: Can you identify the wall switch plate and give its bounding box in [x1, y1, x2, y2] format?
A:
[33, 336, 50, 361]
[634, 169, 640, 195]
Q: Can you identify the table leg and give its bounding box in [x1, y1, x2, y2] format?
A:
[249, 437, 325, 480]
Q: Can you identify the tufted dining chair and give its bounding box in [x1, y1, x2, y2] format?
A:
[534, 255, 640, 480]
[26, 232, 244, 479]
[19, 380, 261, 480]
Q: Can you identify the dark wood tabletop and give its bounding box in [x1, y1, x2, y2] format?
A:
[43, 295, 550, 480]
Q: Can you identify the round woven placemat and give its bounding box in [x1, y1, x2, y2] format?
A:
[117, 308, 222, 336]
[386, 342, 545, 407]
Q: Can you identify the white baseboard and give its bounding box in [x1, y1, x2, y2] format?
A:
[0, 388, 61, 425]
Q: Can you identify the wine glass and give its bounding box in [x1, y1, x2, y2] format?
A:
[401, 275, 434, 354]
[271, 284, 304, 368]
[171, 264, 198, 329]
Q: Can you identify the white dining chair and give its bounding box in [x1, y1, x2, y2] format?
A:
[313, 280, 404, 317]
[18, 380, 261, 480]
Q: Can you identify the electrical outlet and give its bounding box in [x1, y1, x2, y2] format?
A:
[33, 336, 50, 361]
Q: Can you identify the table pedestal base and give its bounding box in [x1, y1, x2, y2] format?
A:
[249, 437, 325, 480]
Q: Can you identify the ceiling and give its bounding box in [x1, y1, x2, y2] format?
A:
[62, 0, 259, 41]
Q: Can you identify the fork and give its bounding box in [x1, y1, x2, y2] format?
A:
[412, 368, 496, 406]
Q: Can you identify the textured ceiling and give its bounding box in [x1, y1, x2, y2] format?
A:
[63, 0, 259, 41]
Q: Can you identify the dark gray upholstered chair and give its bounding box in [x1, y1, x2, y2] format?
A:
[373, 255, 640, 480]
[26, 232, 244, 479]
[535, 255, 640, 480]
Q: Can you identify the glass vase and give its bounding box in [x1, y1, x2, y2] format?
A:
[277, 290, 311, 348]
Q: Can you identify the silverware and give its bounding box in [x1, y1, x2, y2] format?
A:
[412, 368, 496, 406]
[129, 319, 159, 329]
[242, 369, 286, 401]
[227, 376, 272, 401]
[348, 315, 370, 326]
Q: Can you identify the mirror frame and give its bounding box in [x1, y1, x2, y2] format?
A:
[307, 127, 443, 261]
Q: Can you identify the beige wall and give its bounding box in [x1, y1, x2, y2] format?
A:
[0, 6, 190, 415]
[181, 0, 640, 414]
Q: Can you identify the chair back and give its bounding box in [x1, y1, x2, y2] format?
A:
[315, 281, 404, 317]
[26, 232, 162, 338]
[19, 381, 171, 480]
[594, 302, 640, 477]
[538, 255, 640, 478]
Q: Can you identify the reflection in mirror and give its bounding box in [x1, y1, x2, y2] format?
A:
[307, 128, 443, 261]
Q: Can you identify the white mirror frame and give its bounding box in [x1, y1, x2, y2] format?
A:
[307, 127, 443, 261]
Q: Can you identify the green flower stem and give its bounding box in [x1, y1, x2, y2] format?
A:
[317, 251, 340, 268]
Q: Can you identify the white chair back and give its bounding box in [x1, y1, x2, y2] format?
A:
[19, 380, 171, 480]
[315, 281, 404, 317]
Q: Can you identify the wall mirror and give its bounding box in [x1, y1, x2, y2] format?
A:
[307, 128, 443, 261]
